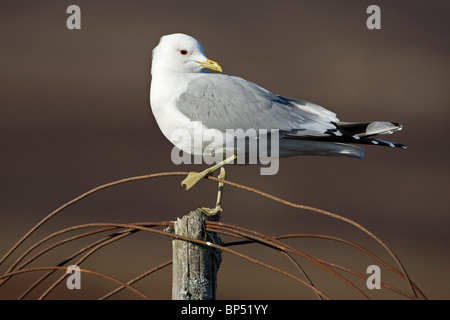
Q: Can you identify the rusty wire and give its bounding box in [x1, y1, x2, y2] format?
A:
[0, 171, 426, 299]
[0, 266, 152, 299]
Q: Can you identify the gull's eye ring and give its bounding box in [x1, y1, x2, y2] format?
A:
[180, 50, 188, 55]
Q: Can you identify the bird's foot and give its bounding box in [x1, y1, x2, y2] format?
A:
[200, 205, 222, 217]
[181, 170, 211, 190]
[181, 154, 236, 190]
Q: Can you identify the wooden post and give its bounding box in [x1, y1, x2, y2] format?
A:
[172, 209, 222, 300]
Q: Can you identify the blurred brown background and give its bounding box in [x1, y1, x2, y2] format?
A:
[0, 0, 449, 299]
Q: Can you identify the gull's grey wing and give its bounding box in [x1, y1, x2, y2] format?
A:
[176, 74, 406, 151]
[176, 74, 338, 135]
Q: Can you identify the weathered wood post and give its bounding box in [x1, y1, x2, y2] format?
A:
[172, 209, 222, 300]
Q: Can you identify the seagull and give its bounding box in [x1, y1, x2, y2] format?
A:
[150, 33, 405, 215]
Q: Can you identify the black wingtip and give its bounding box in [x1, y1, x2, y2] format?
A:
[370, 138, 407, 149]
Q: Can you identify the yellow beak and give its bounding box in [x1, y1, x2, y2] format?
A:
[197, 58, 223, 73]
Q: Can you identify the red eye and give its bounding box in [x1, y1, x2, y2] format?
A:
[180, 50, 188, 55]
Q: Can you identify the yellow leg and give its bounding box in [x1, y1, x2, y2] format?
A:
[181, 154, 236, 190]
[200, 167, 227, 216]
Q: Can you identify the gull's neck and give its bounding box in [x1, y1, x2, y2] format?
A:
[151, 68, 188, 103]
[151, 66, 209, 108]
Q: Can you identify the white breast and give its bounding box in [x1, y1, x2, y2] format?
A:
[150, 69, 222, 156]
